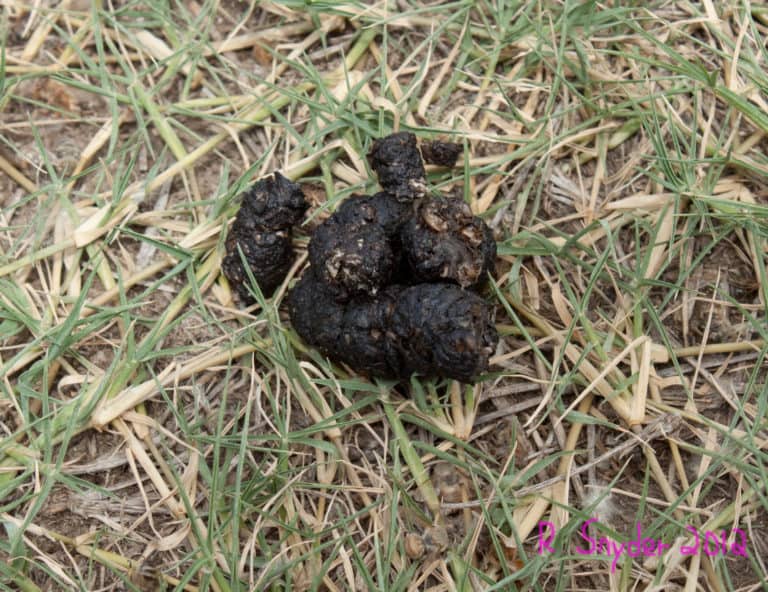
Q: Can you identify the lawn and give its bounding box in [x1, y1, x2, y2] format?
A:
[1, 1, 767, 590]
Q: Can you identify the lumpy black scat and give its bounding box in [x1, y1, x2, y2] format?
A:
[400, 196, 496, 289]
[368, 132, 427, 201]
[225, 132, 499, 382]
[420, 139, 463, 167]
[287, 274, 497, 382]
[222, 172, 307, 300]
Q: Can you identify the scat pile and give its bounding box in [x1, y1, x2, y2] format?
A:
[293, 132, 498, 382]
[225, 132, 499, 382]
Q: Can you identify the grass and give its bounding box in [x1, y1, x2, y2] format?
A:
[1, 1, 768, 590]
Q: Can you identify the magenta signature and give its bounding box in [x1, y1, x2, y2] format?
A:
[537, 518, 748, 573]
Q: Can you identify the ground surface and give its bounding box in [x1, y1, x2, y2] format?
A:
[2, 2, 768, 591]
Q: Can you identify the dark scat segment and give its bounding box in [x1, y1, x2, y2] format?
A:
[335, 192, 410, 237]
[390, 284, 498, 382]
[309, 203, 397, 301]
[400, 196, 496, 288]
[369, 132, 427, 200]
[288, 272, 401, 377]
[331, 191, 413, 289]
[240, 171, 308, 230]
[223, 172, 308, 300]
[420, 140, 463, 167]
[223, 228, 293, 300]
[288, 277, 499, 380]
[338, 287, 401, 378]
[287, 271, 345, 360]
